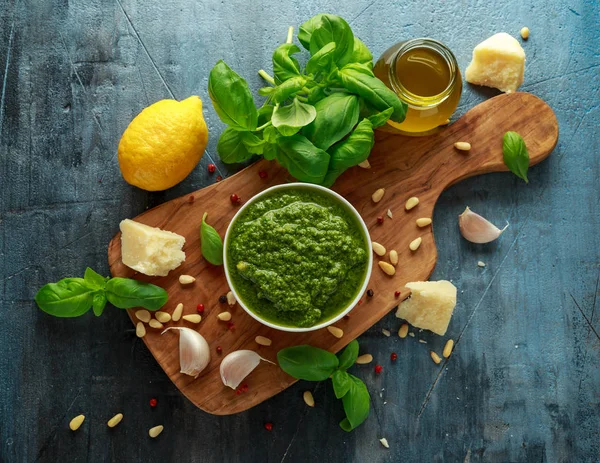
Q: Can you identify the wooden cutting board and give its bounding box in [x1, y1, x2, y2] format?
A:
[108, 92, 558, 415]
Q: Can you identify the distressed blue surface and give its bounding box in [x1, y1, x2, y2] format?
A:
[1, 0, 599, 462]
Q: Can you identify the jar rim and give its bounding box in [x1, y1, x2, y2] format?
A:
[389, 38, 459, 108]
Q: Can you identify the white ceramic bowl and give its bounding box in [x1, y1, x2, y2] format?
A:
[223, 183, 372, 333]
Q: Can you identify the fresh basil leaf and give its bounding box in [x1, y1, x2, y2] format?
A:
[276, 134, 330, 184]
[270, 76, 307, 105]
[309, 14, 354, 67]
[350, 37, 373, 67]
[273, 43, 302, 83]
[503, 131, 530, 183]
[84, 267, 108, 290]
[342, 62, 375, 77]
[92, 292, 107, 317]
[241, 131, 266, 155]
[208, 60, 258, 131]
[105, 278, 168, 311]
[200, 212, 224, 265]
[305, 42, 337, 75]
[272, 99, 317, 137]
[258, 105, 275, 126]
[340, 374, 370, 431]
[298, 14, 324, 50]
[217, 127, 253, 163]
[263, 142, 279, 161]
[339, 67, 407, 123]
[35, 278, 95, 318]
[303, 93, 360, 150]
[263, 126, 279, 145]
[337, 339, 359, 370]
[277, 345, 339, 381]
[332, 370, 351, 399]
[306, 86, 328, 105]
[367, 107, 394, 128]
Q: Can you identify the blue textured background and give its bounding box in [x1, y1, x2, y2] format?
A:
[1, 1, 599, 462]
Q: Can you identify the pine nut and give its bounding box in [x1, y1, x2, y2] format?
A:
[478, 261, 486, 267]
[172, 303, 183, 322]
[409, 237, 422, 251]
[520, 26, 529, 39]
[355, 354, 373, 364]
[387, 209, 393, 219]
[155, 311, 171, 323]
[148, 319, 164, 329]
[226, 291, 236, 306]
[182, 314, 201, 323]
[405, 197, 419, 210]
[398, 324, 409, 338]
[416, 217, 432, 227]
[135, 310, 151, 323]
[358, 159, 371, 169]
[372, 241, 386, 256]
[149, 425, 164, 438]
[430, 351, 442, 364]
[255, 335, 272, 346]
[382, 329, 391, 337]
[107, 413, 123, 428]
[380, 438, 390, 448]
[371, 188, 385, 203]
[443, 339, 454, 358]
[327, 326, 344, 338]
[179, 275, 196, 285]
[136, 322, 146, 338]
[69, 414, 85, 431]
[303, 390, 315, 407]
[389, 250, 398, 265]
[379, 261, 396, 276]
[217, 311, 232, 321]
[454, 142, 471, 151]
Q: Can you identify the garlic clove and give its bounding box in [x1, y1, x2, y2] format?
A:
[459, 207, 509, 243]
[219, 350, 274, 390]
[161, 327, 210, 379]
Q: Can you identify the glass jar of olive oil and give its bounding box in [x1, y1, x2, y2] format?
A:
[374, 38, 462, 135]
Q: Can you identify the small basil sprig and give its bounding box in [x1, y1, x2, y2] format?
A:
[503, 131, 530, 183]
[277, 340, 370, 431]
[200, 212, 224, 265]
[35, 268, 168, 318]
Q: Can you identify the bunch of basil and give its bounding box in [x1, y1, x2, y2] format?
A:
[208, 14, 407, 187]
[278, 340, 370, 431]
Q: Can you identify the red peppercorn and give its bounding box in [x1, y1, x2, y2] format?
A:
[390, 352, 398, 361]
[188, 195, 194, 203]
[258, 170, 268, 179]
[149, 398, 157, 408]
[264, 422, 273, 431]
[343, 314, 351, 320]
[216, 346, 222, 354]
[216, 175, 223, 182]
[394, 290, 401, 298]
[377, 216, 384, 224]
[241, 383, 249, 392]
[374, 365, 383, 374]
[196, 303, 205, 313]
[227, 321, 235, 330]
[358, 300, 363, 305]
[208, 163, 216, 173]
[236, 389, 242, 395]
[230, 193, 240, 204]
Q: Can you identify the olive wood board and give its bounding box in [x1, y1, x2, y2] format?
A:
[108, 92, 558, 415]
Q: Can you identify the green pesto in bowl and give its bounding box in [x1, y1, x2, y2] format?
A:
[225, 186, 369, 328]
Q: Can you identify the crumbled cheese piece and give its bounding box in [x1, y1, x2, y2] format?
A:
[120, 219, 185, 276]
[395, 280, 457, 336]
[465, 33, 526, 93]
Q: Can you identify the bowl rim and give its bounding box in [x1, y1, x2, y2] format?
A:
[223, 182, 373, 333]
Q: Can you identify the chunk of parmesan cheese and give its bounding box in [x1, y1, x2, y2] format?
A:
[465, 33, 525, 93]
[395, 280, 457, 336]
[120, 219, 185, 276]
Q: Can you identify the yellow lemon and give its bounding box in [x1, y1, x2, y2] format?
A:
[118, 96, 208, 191]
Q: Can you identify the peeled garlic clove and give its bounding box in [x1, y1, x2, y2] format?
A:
[161, 327, 210, 378]
[220, 350, 274, 390]
[459, 207, 509, 243]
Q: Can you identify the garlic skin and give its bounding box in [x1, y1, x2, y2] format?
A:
[459, 207, 509, 243]
[220, 350, 274, 389]
[162, 327, 210, 378]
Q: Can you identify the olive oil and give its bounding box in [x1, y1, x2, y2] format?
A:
[374, 39, 462, 135]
